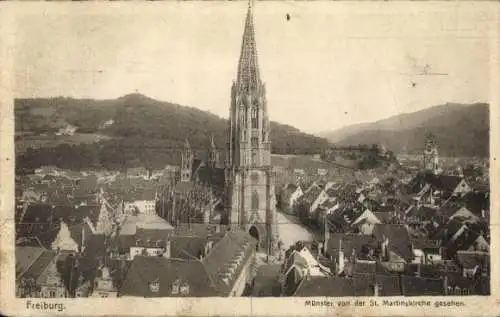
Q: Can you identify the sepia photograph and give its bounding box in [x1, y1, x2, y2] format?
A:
[1, 0, 498, 315]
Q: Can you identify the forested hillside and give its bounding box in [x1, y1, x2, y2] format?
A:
[15, 94, 330, 170]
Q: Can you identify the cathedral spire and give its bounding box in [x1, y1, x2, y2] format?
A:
[210, 134, 216, 150]
[236, 0, 261, 92]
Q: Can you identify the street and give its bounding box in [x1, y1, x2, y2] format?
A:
[275, 210, 319, 249]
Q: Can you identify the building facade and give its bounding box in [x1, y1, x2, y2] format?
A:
[224, 2, 278, 255]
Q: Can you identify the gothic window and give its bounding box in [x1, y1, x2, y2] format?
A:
[251, 137, 258, 147]
[251, 191, 259, 211]
[252, 150, 258, 166]
[251, 107, 258, 128]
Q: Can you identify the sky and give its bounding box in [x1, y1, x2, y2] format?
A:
[11, 1, 496, 134]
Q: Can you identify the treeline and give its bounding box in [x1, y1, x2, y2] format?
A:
[16, 135, 332, 172]
[17, 139, 187, 171]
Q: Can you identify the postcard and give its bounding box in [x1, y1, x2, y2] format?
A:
[0, 1, 499, 316]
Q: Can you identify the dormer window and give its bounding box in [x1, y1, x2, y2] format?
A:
[149, 279, 160, 293]
[171, 279, 180, 295]
[180, 282, 190, 295]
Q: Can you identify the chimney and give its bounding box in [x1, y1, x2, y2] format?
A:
[163, 239, 171, 258]
[81, 224, 86, 254]
[373, 283, 381, 296]
[324, 218, 330, 256]
[338, 239, 345, 275]
[443, 275, 449, 295]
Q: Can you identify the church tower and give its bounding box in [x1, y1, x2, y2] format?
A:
[225, 1, 278, 255]
[208, 134, 220, 168]
[181, 138, 193, 182]
[423, 132, 439, 174]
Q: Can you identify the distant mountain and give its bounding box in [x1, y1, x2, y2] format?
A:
[318, 103, 489, 157]
[15, 94, 330, 169]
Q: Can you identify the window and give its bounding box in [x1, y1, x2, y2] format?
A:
[251, 191, 259, 211]
[149, 279, 160, 293]
[252, 150, 258, 166]
[251, 108, 258, 128]
[49, 291, 56, 298]
[251, 137, 258, 147]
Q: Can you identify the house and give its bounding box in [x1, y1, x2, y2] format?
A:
[55, 124, 77, 136]
[126, 167, 150, 179]
[448, 206, 480, 223]
[51, 221, 80, 252]
[123, 187, 157, 215]
[455, 250, 489, 278]
[372, 224, 414, 266]
[410, 238, 442, 264]
[324, 233, 379, 273]
[301, 184, 329, 219]
[16, 249, 71, 298]
[401, 276, 444, 296]
[280, 243, 332, 296]
[116, 213, 175, 260]
[202, 230, 258, 297]
[120, 229, 256, 297]
[90, 265, 118, 298]
[279, 184, 303, 214]
[119, 257, 217, 297]
[351, 208, 381, 234]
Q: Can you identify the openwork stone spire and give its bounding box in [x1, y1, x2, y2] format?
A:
[236, 0, 261, 92]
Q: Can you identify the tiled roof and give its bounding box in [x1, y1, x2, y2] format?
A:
[170, 236, 207, 260]
[455, 251, 489, 269]
[373, 224, 414, 262]
[20, 204, 53, 224]
[202, 230, 257, 296]
[401, 276, 444, 296]
[195, 166, 226, 190]
[174, 223, 228, 238]
[293, 277, 352, 296]
[21, 250, 57, 281]
[119, 256, 217, 297]
[326, 234, 378, 259]
[16, 246, 45, 278]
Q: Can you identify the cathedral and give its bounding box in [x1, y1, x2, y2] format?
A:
[423, 132, 439, 174]
[172, 2, 279, 255]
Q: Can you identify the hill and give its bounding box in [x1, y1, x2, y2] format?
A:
[15, 94, 330, 170]
[319, 103, 489, 157]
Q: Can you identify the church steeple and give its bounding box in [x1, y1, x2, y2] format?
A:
[208, 134, 219, 168]
[181, 138, 193, 182]
[224, 1, 278, 256]
[228, 0, 271, 168]
[236, 0, 261, 92]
